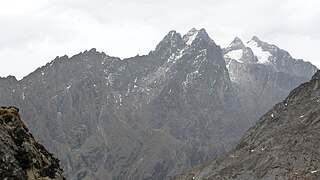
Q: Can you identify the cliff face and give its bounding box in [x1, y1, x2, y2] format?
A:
[174, 71, 320, 179]
[0, 106, 65, 180]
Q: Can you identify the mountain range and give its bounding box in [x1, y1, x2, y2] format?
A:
[0, 28, 317, 179]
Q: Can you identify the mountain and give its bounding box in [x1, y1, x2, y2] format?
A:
[0, 29, 317, 179]
[174, 70, 320, 180]
[0, 106, 65, 179]
[224, 36, 317, 79]
[223, 36, 317, 123]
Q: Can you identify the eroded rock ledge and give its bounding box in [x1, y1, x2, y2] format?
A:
[0, 106, 65, 180]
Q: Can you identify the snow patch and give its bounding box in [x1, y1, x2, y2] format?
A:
[271, 113, 274, 118]
[224, 49, 243, 62]
[311, 170, 317, 173]
[247, 40, 271, 64]
[185, 30, 199, 45]
[168, 49, 185, 64]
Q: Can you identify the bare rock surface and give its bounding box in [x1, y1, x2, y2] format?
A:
[0, 106, 65, 180]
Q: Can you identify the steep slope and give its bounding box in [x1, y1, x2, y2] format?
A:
[0, 106, 65, 179]
[0, 29, 317, 179]
[13, 29, 245, 179]
[174, 70, 320, 180]
[0, 29, 246, 179]
[224, 37, 317, 123]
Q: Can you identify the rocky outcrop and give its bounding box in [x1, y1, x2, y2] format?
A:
[0, 106, 65, 180]
[174, 70, 320, 180]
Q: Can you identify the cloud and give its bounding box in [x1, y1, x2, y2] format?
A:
[0, 0, 319, 79]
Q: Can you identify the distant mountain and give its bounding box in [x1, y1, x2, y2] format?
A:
[223, 36, 317, 123]
[224, 36, 317, 79]
[174, 70, 320, 180]
[0, 29, 317, 179]
[0, 106, 64, 179]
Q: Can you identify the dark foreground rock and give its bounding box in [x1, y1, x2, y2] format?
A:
[0, 106, 65, 180]
[174, 70, 320, 180]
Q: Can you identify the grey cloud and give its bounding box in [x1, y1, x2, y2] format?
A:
[0, 0, 319, 78]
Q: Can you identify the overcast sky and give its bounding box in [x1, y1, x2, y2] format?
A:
[1, 0, 319, 79]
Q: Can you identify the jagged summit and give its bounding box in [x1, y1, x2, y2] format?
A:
[182, 28, 215, 46]
[154, 30, 183, 52]
[230, 36, 245, 48]
[223, 36, 257, 64]
[1, 28, 318, 180]
[250, 35, 262, 43]
[162, 30, 182, 42]
[224, 36, 318, 79]
[183, 28, 199, 45]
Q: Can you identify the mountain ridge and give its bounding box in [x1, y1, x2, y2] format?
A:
[0, 28, 318, 179]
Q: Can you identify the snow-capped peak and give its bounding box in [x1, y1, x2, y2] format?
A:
[183, 28, 199, 45]
[246, 38, 271, 64]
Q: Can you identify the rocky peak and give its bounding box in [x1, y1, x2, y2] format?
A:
[154, 30, 183, 52]
[250, 36, 261, 43]
[2, 29, 318, 180]
[223, 35, 318, 79]
[249, 36, 271, 49]
[182, 28, 199, 45]
[197, 28, 211, 39]
[224, 37, 256, 64]
[228, 37, 245, 50]
[0, 106, 65, 179]
[182, 28, 214, 47]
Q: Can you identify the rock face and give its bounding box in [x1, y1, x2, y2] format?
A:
[0, 29, 317, 179]
[0, 106, 65, 180]
[223, 36, 317, 123]
[174, 70, 320, 180]
[224, 36, 317, 79]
